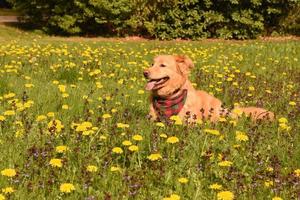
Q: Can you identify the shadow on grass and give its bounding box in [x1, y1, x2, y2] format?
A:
[2, 20, 153, 39]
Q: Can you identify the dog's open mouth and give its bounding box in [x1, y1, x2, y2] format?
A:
[145, 77, 169, 90]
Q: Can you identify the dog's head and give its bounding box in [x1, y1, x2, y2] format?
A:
[144, 55, 194, 97]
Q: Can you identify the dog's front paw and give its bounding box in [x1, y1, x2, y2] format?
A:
[147, 114, 158, 122]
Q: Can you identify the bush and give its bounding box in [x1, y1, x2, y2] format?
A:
[279, 3, 300, 36]
[8, 0, 299, 39]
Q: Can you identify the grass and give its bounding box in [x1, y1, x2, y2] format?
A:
[0, 25, 299, 199]
[0, 8, 19, 16]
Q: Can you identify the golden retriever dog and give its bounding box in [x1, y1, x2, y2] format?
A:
[143, 55, 274, 123]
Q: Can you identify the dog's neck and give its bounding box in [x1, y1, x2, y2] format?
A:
[161, 87, 182, 100]
[157, 80, 193, 99]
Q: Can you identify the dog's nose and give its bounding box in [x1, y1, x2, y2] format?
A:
[143, 70, 150, 78]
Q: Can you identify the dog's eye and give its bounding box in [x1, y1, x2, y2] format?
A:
[151, 63, 154, 66]
[160, 64, 166, 67]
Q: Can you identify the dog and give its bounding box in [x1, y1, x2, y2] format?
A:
[143, 55, 274, 123]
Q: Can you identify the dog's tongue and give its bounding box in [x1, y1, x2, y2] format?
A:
[145, 81, 156, 90]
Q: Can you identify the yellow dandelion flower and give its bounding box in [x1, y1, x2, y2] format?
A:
[160, 133, 168, 138]
[178, 177, 188, 184]
[75, 124, 85, 132]
[294, 169, 300, 177]
[2, 187, 14, 194]
[232, 108, 243, 116]
[3, 110, 15, 116]
[132, 134, 143, 141]
[166, 136, 179, 144]
[111, 108, 117, 113]
[62, 93, 69, 98]
[235, 131, 249, 142]
[122, 140, 132, 146]
[217, 191, 234, 200]
[170, 115, 183, 125]
[0, 116, 5, 121]
[96, 82, 103, 89]
[60, 183, 75, 193]
[58, 85, 66, 93]
[209, 183, 223, 190]
[36, 115, 47, 122]
[1, 168, 16, 177]
[138, 90, 145, 94]
[204, 129, 220, 136]
[287, 84, 294, 89]
[82, 130, 94, 136]
[147, 153, 162, 161]
[48, 120, 64, 133]
[52, 80, 59, 85]
[24, 100, 34, 108]
[156, 122, 165, 127]
[118, 79, 124, 84]
[218, 161, 233, 167]
[278, 123, 291, 131]
[278, 117, 288, 124]
[102, 114, 111, 119]
[25, 83, 34, 88]
[163, 194, 181, 200]
[112, 147, 123, 154]
[86, 165, 98, 172]
[110, 166, 121, 172]
[0, 194, 5, 200]
[248, 86, 255, 91]
[47, 112, 55, 117]
[49, 158, 62, 168]
[229, 120, 237, 126]
[289, 101, 296, 106]
[15, 129, 24, 138]
[62, 105, 69, 110]
[117, 123, 129, 128]
[266, 167, 274, 172]
[128, 145, 139, 152]
[92, 127, 98, 131]
[3, 93, 15, 99]
[170, 195, 180, 200]
[272, 197, 283, 200]
[75, 122, 89, 132]
[100, 135, 107, 140]
[264, 180, 273, 187]
[265, 89, 272, 94]
[219, 117, 227, 122]
[55, 146, 68, 153]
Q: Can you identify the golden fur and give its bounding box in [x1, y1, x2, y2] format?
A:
[144, 55, 274, 122]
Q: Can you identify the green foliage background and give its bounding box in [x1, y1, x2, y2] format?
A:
[7, 0, 300, 39]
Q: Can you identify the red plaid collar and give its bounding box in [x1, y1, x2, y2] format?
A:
[153, 89, 188, 120]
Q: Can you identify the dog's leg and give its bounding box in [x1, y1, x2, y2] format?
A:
[232, 107, 274, 121]
[149, 104, 158, 121]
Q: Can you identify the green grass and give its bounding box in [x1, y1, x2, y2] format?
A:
[0, 8, 19, 16]
[0, 25, 299, 199]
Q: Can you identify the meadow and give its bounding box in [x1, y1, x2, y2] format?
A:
[0, 25, 299, 199]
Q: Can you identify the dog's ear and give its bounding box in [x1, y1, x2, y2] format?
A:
[174, 55, 194, 76]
